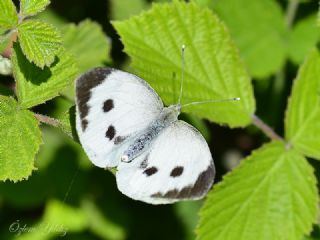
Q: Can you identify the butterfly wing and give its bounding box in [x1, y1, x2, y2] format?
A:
[116, 120, 215, 204]
[75, 68, 163, 168]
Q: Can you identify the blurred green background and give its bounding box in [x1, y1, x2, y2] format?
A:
[1, 0, 320, 239]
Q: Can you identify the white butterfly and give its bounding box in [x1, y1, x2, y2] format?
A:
[75, 62, 219, 204]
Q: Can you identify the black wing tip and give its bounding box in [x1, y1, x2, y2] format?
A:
[75, 67, 114, 132]
[151, 163, 215, 200]
[76, 67, 114, 90]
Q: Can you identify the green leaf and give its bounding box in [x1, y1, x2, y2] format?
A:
[43, 200, 88, 231]
[0, 96, 42, 182]
[15, 200, 88, 240]
[82, 199, 126, 240]
[62, 20, 111, 73]
[20, 0, 50, 17]
[197, 141, 318, 240]
[0, 0, 18, 29]
[36, 9, 66, 28]
[58, 106, 78, 140]
[212, 0, 287, 78]
[12, 43, 78, 109]
[110, 0, 148, 20]
[17, 20, 62, 68]
[288, 14, 320, 65]
[193, 0, 211, 7]
[113, 1, 255, 127]
[285, 48, 320, 160]
[175, 201, 202, 240]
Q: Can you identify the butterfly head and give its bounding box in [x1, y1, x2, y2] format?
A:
[158, 104, 181, 125]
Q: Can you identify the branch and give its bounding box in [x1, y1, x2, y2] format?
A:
[252, 114, 284, 141]
[34, 113, 61, 127]
[2, 31, 17, 58]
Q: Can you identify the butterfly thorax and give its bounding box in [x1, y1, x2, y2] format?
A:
[120, 104, 181, 163]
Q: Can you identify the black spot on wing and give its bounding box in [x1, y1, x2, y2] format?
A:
[114, 136, 127, 145]
[81, 119, 88, 131]
[139, 154, 149, 169]
[103, 99, 114, 112]
[143, 166, 158, 176]
[151, 163, 215, 199]
[76, 67, 113, 131]
[106, 125, 116, 140]
[170, 166, 184, 177]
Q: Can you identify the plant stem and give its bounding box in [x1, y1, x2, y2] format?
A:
[285, 0, 299, 28]
[2, 31, 17, 58]
[34, 113, 61, 127]
[252, 115, 284, 141]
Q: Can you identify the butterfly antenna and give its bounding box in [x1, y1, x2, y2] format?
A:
[181, 97, 240, 108]
[178, 44, 185, 105]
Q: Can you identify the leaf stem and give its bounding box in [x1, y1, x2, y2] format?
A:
[252, 114, 284, 141]
[285, 0, 299, 29]
[34, 113, 61, 127]
[2, 31, 17, 58]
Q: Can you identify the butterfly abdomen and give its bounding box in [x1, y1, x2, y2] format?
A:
[122, 120, 166, 162]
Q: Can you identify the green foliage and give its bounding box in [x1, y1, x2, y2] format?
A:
[20, 0, 51, 17]
[12, 43, 78, 109]
[17, 20, 62, 68]
[1, 1, 320, 239]
[197, 141, 318, 240]
[211, 0, 287, 79]
[288, 14, 320, 64]
[62, 20, 111, 73]
[110, 0, 148, 20]
[58, 106, 77, 140]
[0, 0, 18, 29]
[0, 96, 41, 182]
[113, 0, 255, 127]
[285, 48, 320, 160]
[82, 199, 126, 240]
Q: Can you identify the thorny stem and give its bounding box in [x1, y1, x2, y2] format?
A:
[34, 113, 61, 127]
[252, 115, 284, 141]
[2, 31, 17, 58]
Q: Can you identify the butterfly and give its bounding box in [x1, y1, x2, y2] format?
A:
[75, 66, 216, 204]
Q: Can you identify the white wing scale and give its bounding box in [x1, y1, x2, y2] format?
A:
[75, 68, 215, 204]
[76, 68, 163, 168]
[116, 121, 214, 204]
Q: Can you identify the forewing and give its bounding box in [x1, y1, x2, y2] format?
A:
[116, 120, 215, 204]
[75, 68, 163, 168]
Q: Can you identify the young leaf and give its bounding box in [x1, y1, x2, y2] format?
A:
[0, 96, 42, 182]
[62, 20, 111, 73]
[20, 0, 50, 17]
[211, 0, 287, 78]
[197, 141, 318, 240]
[12, 43, 78, 109]
[17, 20, 62, 68]
[288, 14, 319, 65]
[0, 0, 18, 29]
[113, 1, 255, 127]
[285, 48, 320, 160]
